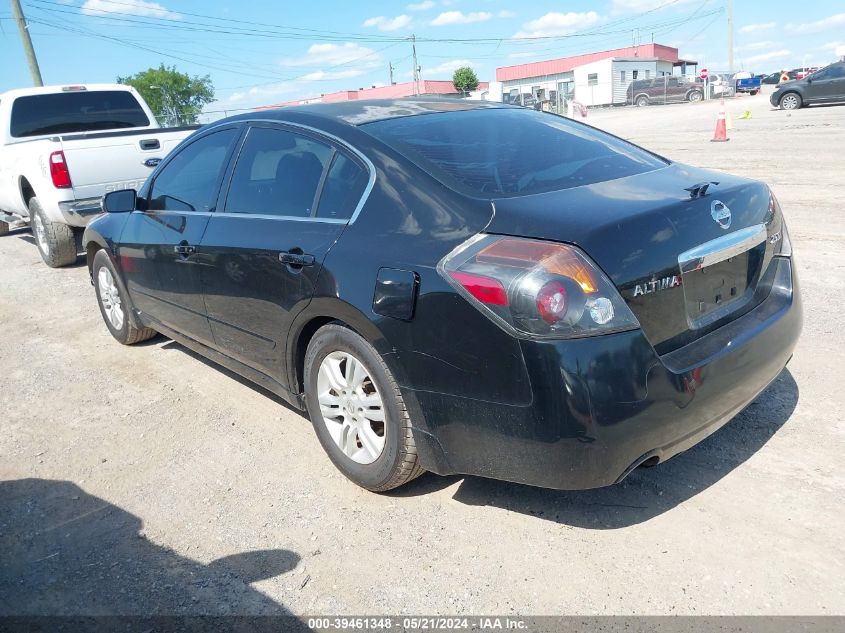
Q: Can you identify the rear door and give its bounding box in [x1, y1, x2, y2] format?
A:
[198, 123, 370, 384]
[119, 125, 242, 345]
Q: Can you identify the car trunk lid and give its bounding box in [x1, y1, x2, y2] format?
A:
[486, 163, 780, 353]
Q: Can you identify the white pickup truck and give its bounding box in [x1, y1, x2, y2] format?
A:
[0, 84, 197, 267]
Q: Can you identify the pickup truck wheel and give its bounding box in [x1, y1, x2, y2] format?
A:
[304, 323, 424, 492]
[29, 197, 78, 268]
[635, 95, 649, 107]
[92, 249, 156, 345]
[688, 90, 703, 102]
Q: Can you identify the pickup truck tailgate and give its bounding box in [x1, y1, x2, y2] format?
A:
[61, 127, 195, 200]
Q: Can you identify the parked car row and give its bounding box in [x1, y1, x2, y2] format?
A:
[1, 93, 802, 493]
[0, 84, 197, 267]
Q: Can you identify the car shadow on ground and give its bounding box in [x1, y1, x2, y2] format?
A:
[11, 233, 88, 268]
[391, 369, 799, 529]
[158, 339, 302, 415]
[0, 478, 310, 627]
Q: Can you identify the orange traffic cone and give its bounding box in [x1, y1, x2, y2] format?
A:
[711, 99, 729, 142]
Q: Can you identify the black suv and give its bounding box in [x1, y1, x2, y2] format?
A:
[771, 61, 845, 110]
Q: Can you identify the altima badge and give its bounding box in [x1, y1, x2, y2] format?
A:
[711, 200, 732, 229]
[633, 275, 681, 297]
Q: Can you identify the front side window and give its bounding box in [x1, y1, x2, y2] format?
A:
[364, 107, 667, 197]
[587, 73, 598, 86]
[224, 127, 332, 217]
[10, 90, 150, 137]
[148, 128, 238, 212]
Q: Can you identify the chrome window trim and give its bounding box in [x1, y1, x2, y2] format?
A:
[678, 223, 768, 274]
[200, 117, 376, 225]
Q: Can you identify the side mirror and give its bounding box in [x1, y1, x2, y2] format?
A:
[102, 189, 137, 214]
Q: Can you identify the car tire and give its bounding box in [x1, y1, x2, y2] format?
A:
[92, 249, 157, 345]
[688, 90, 703, 102]
[779, 92, 802, 110]
[635, 95, 649, 107]
[304, 323, 424, 492]
[750, 89, 759, 96]
[29, 197, 78, 268]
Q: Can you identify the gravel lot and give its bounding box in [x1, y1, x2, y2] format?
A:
[1, 88, 844, 617]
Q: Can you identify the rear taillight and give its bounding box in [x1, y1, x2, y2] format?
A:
[49, 151, 72, 189]
[439, 234, 640, 339]
[768, 189, 792, 257]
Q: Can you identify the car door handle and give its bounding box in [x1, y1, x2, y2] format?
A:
[279, 250, 315, 267]
[174, 244, 196, 256]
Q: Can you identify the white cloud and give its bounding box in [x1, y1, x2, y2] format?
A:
[498, 10, 517, 19]
[363, 15, 412, 31]
[736, 41, 777, 52]
[300, 69, 366, 82]
[81, 0, 179, 19]
[280, 43, 382, 69]
[407, 1, 435, 10]
[788, 13, 845, 35]
[743, 49, 791, 65]
[431, 11, 492, 26]
[514, 11, 602, 38]
[611, 0, 695, 13]
[422, 59, 477, 75]
[738, 22, 776, 34]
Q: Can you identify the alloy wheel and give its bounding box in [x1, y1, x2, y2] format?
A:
[781, 94, 799, 110]
[97, 267, 125, 331]
[317, 351, 386, 465]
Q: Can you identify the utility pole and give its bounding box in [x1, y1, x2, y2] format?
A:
[389, 61, 395, 85]
[10, 0, 43, 86]
[727, 0, 734, 73]
[411, 35, 420, 96]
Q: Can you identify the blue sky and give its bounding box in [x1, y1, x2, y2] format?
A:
[2, 0, 844, 114]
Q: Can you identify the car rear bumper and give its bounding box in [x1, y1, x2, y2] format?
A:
[58, 197, 103, 227]
[407, 257, 801, 489]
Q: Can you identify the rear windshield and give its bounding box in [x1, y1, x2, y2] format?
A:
[363, 107, 667, 197]
[10, 90, 150, 138]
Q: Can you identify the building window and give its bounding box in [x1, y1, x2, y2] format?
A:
[588, 73, 598, 86]
[620, 70, 626, 83]
[645, 69, 651, 79]
[632, 70, 639, 80]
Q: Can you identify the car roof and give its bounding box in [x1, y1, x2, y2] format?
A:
[226, 97, 515, 127]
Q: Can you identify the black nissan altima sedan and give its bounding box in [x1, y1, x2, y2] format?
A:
[83, 99, 801, 492]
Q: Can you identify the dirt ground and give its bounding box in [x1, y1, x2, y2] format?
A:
[1, 87, 844, 617]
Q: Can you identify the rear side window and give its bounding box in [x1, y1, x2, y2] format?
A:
[225, 127, 332, 217]
[148, 128, 238, 213]
[10, 90, 150, 137]
[364, 108, 667, 197]
[315, 153, 368, 220]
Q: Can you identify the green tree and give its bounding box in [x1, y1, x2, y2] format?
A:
[452, 66, 480, 95]
[118, 64, 214, 126]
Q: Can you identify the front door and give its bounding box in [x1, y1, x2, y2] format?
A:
[119, 126, 241, 345]
[199, 124, 370, 386]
